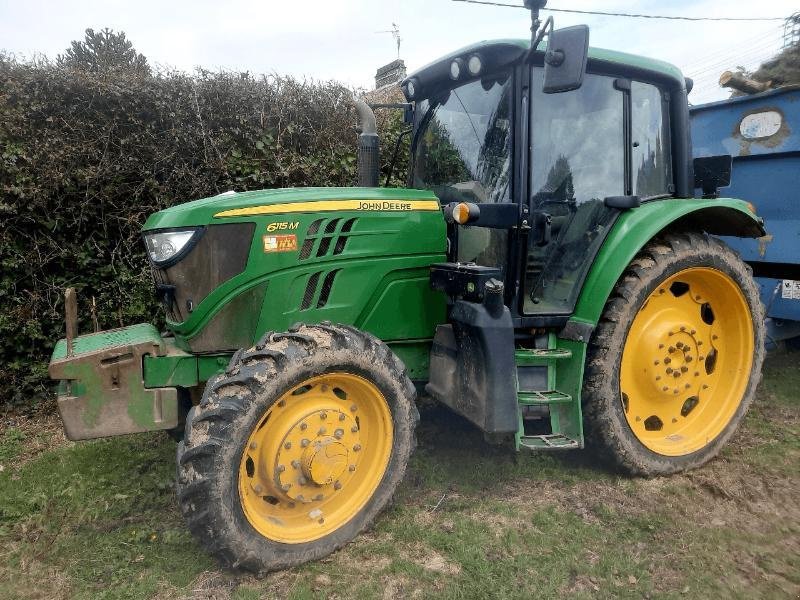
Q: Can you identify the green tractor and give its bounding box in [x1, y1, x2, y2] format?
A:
[49, 2, 765, 573]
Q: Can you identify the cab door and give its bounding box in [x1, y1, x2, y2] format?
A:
[522, 68, 673, 316]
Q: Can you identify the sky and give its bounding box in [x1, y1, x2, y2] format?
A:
[0, 0, 795, 104]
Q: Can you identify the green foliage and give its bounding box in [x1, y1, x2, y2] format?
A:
[57, 28, 150, 77]
[0, 33, 409, 410]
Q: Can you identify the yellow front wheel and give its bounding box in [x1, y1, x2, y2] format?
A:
[583, 232, 764, 475]
[176, 323, 416, 573]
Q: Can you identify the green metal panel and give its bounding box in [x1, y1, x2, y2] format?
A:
[141, 187, 447, 382]
[143, 187, 441, 230]
[571, 198, 762, 327]
[51, 323, 163, 361]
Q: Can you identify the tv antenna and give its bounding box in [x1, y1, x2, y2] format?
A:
[376, 23, 402, 58]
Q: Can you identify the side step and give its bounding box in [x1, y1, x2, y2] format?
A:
[517, 390, 572, 405]
[519, 434, 580, 450]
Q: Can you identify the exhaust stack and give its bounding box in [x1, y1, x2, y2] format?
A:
[354, 98, 380, 187]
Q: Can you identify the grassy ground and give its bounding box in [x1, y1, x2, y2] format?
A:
[0, 352, 797, 600]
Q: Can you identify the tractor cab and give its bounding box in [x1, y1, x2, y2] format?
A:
[402, 36, 689, 324]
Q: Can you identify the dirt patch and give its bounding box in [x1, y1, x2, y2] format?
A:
[0, 410, 71, 471]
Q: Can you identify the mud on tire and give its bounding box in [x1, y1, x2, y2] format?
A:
[175, 322, 417, 573]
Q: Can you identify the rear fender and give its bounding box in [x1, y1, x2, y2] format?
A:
[569, 198, 765, 328]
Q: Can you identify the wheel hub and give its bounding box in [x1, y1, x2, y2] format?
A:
[650, 325, 706, 397]
[272, 408, 360, 503]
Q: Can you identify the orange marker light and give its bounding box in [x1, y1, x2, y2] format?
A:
[453, 203, 471, 224]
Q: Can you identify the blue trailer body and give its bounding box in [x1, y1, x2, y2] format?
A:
[690, 86, 800, 344]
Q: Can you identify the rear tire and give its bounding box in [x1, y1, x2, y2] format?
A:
[176, 323, 416, 573]
[583, 231, 765, 476]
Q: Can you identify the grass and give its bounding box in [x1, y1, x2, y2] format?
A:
[0, 352, 797, 599]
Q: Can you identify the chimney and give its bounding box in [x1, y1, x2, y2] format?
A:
[375, 59, 407, 90]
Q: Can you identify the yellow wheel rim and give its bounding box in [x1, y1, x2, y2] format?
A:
[620, 267, 754, 456]
[238, 373, 393, 544]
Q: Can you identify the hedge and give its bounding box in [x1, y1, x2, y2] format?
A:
[0, 45, 408, 411]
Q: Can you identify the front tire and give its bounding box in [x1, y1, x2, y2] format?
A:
[583, 231, 765, 476]
[176, 323, 416, 573]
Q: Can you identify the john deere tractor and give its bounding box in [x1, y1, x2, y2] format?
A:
[49, 1, 765, 572]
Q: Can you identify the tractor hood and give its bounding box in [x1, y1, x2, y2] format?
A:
[143, 187, 440, 230]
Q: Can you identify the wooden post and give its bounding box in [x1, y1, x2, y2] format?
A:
[65, 287, 77, 357]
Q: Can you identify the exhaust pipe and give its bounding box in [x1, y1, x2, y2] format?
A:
[354, 98, 380, 187]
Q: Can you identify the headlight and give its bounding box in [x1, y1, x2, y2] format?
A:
[142, 228, 203, 266]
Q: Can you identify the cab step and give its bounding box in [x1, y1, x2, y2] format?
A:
[514, 348, 572, 366]
[519, 434, 580, 450]
[517, 390, 572, 405]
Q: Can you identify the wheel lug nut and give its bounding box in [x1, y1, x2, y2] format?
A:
[350, 425, 358, 433]
[666, 368, 673, 374]
[353, 444, 362, 452]
[712, 335, 718, 340]
[674, 372, 680, 378]
[656, 376, 661, 381]
[313, 494, 324, 501]
[654, 360, 660, 366]
[318, 427, 327, 435]
[300, 422, 308, 431]
[702, 384, 709, 389]
[297, 494, 305, 502]
[673, 389, 679, 394]
[685, 383, 691, 389]
[690, 329, 696, 335]
[668, 347, 676, 353]
[672, 418, 678, 423]
[301, 438, 310, 447]
[291, 460, 300, 469]
[320, 412, 327, 420]
[681, 366, 688, 373]
[676, 342, 684, 349]
[254, 484, 263, 494]
[298, 476, 307, 485]
[284, 441, 292, 450]
[277, 464, 286, 473]
[281, 483, 291, 491]
[697, 340, 703, 346]
[662, 386, 669, 391]
[664, 358, 672, 364]
[686, 356, 693, 363]
[334, 481, 342, 490]
[339, 413, 346, 421]
[698, 356, 705, 361]
[349, 464, 356, 472]
[658, 344, 665, 349]
[350, 404, 358, 412]
[334, 429, 344, 439]
[249, 441, 258, 450]
[680, 326, 686, 332]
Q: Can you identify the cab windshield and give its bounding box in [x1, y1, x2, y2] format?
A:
[411, 75, 512, 205]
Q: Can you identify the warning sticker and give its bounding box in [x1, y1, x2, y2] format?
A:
[263, 234, 298, 253]
[781, 279, 800, 300]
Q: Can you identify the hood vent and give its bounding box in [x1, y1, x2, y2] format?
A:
[298, 218, 358, 260]
[299, 269, 341, 310]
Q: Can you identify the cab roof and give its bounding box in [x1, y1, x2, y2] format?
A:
[403, 38, 686, 98]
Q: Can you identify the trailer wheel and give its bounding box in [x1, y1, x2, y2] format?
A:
[583, 231, 765, 475]
[176, 323, 416, 573]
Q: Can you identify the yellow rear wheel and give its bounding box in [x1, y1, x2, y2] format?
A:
[583, 232, 764, 475]
[620, 267, 754, 456]
[238, 373, 393, 543]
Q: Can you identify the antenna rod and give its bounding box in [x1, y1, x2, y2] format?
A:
[523, 0, 548, 49]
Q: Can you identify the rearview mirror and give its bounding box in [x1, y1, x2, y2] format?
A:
[543, 25, 590, 94]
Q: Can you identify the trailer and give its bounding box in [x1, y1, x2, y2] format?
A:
[691, 86, 800, 347]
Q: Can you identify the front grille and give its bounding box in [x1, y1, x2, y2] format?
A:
[151, 222, 255, 322]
